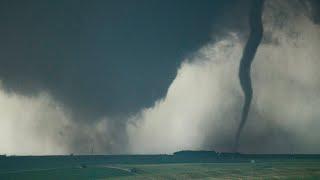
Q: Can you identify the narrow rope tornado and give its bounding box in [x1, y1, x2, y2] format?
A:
[234, 0, 264, 152]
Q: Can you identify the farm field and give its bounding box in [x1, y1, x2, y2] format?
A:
[1, 158, 320, 179]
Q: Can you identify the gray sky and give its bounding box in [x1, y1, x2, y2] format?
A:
[0, 0, 242, 120]
[0, 0, 320, 155]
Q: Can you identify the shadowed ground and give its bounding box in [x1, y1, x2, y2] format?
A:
[1, 158, 320, 179]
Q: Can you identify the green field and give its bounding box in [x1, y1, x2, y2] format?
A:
[1, 161, 320, 179]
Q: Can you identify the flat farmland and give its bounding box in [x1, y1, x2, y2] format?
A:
[1, 158, 320, 179]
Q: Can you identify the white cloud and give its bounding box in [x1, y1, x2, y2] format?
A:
[0, 85, 70, 155]
[127, 34, 244, 154]
[0, 82, 121, 155]
[244, 0, 320, 153]
[127, 0, 320, 154]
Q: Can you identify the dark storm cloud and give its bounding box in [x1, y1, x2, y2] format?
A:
[0, 0, 245, 121]
[305, 0, 320, 24]
[3, 0, 319, 155]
